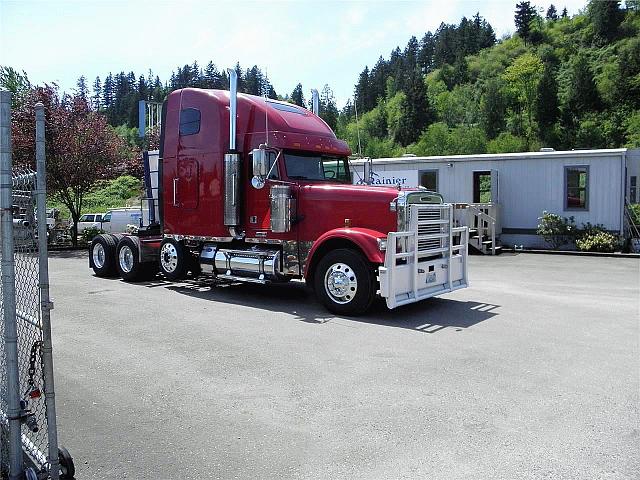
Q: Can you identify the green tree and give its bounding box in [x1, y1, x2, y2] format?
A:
[546, 5, 558, 21]
[319, 84, 339, 130]
[486, 132, 528, 153]
[502, 53, 544, 147]
[396, 68, 433, 146]
[514, 1, 537, 44]
[481, 79, 507, 139]
[290, 83, 305, 107]
[536, 65, 560, 146]
[566, 54, 601, 116]
[0, 66, 31, 107]
[588, 0, 622, 43]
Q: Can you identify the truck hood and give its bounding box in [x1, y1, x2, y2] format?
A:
[296, 183, 403, 238]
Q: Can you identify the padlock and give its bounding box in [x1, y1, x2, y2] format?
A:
[28, 387, 41, 399]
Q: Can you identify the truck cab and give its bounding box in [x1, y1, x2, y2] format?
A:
[89, 70, 468, 315]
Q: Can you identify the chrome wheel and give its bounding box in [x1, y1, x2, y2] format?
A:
[92, 243, 106, 269]
[324, 262, 358, 305]
[160, 242, 178, 273]
[118, 245, 134, 273]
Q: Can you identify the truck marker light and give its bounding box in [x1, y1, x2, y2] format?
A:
[344, 218, 351, 228]
[293, 142, 301, 147]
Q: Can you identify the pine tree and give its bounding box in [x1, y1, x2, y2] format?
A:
[319, 84, 339, 130]
[561, 7, 568, 18]
[92, 76, 101, 111]
[102, 73, 114, 109]
[481, 79, 506, 139]
[75, 76, 89, 101]
[418, 33, 435, 73]
[566, 54, 601, 115]
[546, 4, 558, 21]
[536, 65, 559, 145]
[290, 83, 305, 107]
[396, 68, 432, 146]
[588, 0, 622, 43]
[354, 66, 373, 112]
[514, 1, 537, 44]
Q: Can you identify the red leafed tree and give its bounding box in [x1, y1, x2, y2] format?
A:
[12, 85, 127, 244]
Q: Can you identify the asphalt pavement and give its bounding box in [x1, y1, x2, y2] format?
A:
[48, 251, 639, 479]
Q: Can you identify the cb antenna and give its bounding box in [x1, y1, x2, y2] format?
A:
[264, 67, 269, 146]
[353, 96, 363, 158]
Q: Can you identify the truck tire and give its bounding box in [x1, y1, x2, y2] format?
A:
[89, 234, 118, 277]
[314, 248, 376, 316]
[159, 238, 188, 281]
[116, 236, 156, 282]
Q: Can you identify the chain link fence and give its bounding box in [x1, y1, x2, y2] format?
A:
[0, 92, 71, 479]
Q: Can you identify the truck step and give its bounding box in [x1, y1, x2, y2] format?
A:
[215, 273, 268, 284]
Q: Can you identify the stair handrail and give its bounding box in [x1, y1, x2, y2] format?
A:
[624, 202, 640, 239]
[468, 204, 497, 254]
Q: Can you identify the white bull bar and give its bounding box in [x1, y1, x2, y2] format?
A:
[378, 203, 469, 309]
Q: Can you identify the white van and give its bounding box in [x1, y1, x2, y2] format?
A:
[101, 208, 142, 234]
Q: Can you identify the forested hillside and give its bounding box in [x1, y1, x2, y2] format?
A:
[3, 1, 639, 159]
[336, 0, 640, 157]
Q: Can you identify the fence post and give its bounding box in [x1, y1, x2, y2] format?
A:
[0, 90, 24, 479]
[35, 102, 60, 480]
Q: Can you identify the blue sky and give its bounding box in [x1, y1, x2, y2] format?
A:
[1, 0, 586, 108]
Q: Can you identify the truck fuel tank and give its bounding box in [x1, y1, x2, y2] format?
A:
[200, 244, 284, 281]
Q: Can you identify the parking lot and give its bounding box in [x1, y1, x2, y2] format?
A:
[48, 251, 638, 479]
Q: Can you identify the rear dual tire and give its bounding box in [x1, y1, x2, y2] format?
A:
[90, 234, 120, 277]
[116, 236, 158, 282]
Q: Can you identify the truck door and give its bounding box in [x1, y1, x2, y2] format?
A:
[245, 151, 281, 236]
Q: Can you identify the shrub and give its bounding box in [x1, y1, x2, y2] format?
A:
[629, 203, 640, 226]
[576, 231, 619, 252]
[537, 211, 577, 249]
[81, 226, 104, 244]
[579, 222, 607, 237]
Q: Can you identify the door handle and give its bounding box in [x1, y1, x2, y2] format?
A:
[173, 178, 178, 206]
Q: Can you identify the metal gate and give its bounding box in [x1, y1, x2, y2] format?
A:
[0, 91, 73, 479]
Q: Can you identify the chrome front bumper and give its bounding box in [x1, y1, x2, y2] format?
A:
[378, 203, 469, 309]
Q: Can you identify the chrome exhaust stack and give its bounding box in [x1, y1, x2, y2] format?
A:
[224, 68, 242, 233]
[311, 89, 319, 115]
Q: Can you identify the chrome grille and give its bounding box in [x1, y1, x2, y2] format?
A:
[409, 204, 451, 256]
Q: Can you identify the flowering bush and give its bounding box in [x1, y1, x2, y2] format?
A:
[576, 232, 619, 252]
[536, 212, 577, 249]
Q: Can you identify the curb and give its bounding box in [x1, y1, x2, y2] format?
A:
[504, 249, 640, 259]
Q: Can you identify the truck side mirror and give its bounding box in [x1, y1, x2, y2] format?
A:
[252, 149, 268, 177]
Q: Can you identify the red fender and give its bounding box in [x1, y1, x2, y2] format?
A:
[304, 228, 386, 279]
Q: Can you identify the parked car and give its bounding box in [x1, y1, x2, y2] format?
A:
[71, 213, 103, 233]
[101, 208, 142, 234]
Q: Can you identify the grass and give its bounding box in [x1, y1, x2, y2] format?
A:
[49, 175, 143, 220]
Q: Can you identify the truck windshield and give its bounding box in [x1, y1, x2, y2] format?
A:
[284, 152, 350, 183]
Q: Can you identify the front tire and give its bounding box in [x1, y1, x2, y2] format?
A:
[314, 248, 376, 316]
[159, 238, 188, 281]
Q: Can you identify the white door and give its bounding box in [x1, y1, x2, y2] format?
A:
[491, 169, 500, 204]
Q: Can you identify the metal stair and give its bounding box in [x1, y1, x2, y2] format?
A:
[454, 203, 502, 255]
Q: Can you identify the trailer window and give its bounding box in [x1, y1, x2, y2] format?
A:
[284, 152, 350, 183]
[565, 166, 589, 210]
[179, 108, 200, 136]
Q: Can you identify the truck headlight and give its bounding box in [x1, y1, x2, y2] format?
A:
[377, 238, 387, 251]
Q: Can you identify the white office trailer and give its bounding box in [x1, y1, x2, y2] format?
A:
[351, 148, 640, 250]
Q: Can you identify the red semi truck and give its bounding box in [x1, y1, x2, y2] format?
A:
[89, 69, 469, 315]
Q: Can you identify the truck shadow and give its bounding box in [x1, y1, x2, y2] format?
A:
[143, 277, 500, 333]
